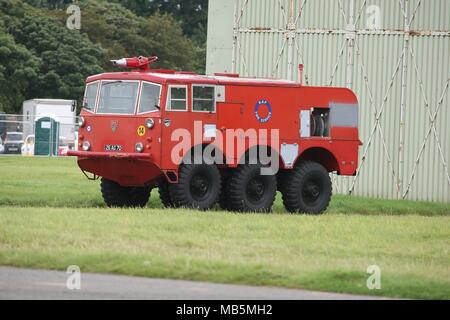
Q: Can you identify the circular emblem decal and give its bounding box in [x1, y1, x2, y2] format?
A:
[254, 99, 273, 123]
[137, 125, 146, 137]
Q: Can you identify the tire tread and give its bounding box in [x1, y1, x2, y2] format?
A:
[281, 161, 332, 214]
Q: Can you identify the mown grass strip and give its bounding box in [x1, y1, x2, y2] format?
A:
[1, 156, 449, 299]
[0, 206, 449, 299]
[1, 156, 449, 216]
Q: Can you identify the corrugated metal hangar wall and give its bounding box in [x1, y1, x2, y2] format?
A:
[206, 0, 450, 203]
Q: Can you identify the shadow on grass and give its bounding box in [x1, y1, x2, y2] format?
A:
[1, 192, 449, 217]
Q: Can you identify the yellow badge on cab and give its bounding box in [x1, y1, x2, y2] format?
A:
[137, 125, 146, 137]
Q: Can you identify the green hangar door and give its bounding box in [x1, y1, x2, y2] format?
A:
[35, 117, 60, 156]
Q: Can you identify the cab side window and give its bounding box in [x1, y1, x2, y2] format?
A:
[139, 82, 161, 113]
[193, 85, 215, 112]
[83, 82, 98, 112]
[167, 86, 187, 111]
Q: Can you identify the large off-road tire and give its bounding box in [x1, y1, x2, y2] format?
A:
[158, 180, 175, 208]
[128, 186, 153, 208]
[281, 161, 332, 214]
[101, 178, 128, 207]
[169, 164, 221, 210]
[218, 169, 230, 210]
[277, 169, 289, 193]
[100, 178, 152, 208]
[227, 164, 277, 213]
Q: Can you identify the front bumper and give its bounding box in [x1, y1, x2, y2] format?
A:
[67, 150, 150, 160]
[68, 150, 161, 186]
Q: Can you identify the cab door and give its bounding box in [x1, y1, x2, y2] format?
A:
[161, 84, 218, 170]
[135, 81, 163, 161]
[161, 84, 190, 170]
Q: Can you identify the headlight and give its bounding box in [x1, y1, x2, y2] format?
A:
[78, 117, 86, 128]
[82, 141, 91, 151]
[135, 142, 144, 153]
[145, 118, 155, 129]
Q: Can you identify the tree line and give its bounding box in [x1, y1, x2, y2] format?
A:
[0, 0, 208, 113]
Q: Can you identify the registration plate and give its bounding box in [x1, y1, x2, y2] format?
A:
[9, 148, 18, 151]
[104, 145, 123, 151]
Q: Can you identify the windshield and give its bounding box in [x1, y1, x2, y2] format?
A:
[97, 81, 139, 114]
[7, 134, 22, 141]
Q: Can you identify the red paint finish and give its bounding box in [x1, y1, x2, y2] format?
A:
[78, 157, 161, 186]
[70, 61, 362, 186]
[330, 127, 359, 140]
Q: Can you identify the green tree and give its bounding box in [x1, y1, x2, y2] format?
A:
[0, 0, 206, 113]
[0, 0, 104, 113]
[0, 29, 40, 113]
[23, 0, 207, 72]
[21, 0, 72, 9]
[77, 0, 201, 72]
[110, 0, 208, 42]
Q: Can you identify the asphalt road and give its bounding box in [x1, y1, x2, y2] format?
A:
[0, 267, 385, 300]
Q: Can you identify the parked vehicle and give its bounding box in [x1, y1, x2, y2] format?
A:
[0, 111, 6, 142]
[69, 56, 361, 214]
[0, 137, 4, 154]
[21, 135, 72, 157]
[58, 138, 69, 156]
[21, 135, 35, 156]
[4, 132, 24, 155]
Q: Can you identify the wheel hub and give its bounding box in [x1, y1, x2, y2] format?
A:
[190, 174, 210, 200]
[302, 180, 321, 204]
[246, 177, 265, 203]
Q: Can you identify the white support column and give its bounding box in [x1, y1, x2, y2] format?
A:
[231, 0, 238, 73]
[286, 0, 296, 79]
[345, 0, 355, 89]
[342, 0, 356, 194]
[398, 0, 410, 198]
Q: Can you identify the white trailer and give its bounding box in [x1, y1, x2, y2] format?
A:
[22, 99, 77, 145]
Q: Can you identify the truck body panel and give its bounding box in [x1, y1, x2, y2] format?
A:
[71, 69, 361, 186]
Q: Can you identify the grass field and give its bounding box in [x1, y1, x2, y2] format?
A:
[0, 156, 449, 299]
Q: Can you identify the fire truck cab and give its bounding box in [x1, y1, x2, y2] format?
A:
[69, 56, 361, 214]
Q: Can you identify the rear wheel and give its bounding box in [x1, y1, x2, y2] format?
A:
[169, 164, 221, 210]
[277, 169, 289, 193]
[218, 169, 231, 210]
[227, 164, 277, 213]
[281, 161, 332, 214]
[100, 178, 152, 208]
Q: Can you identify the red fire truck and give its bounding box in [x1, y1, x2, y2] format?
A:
[68, 56, 361, 214]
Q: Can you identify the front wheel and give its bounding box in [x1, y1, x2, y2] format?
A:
[101, 178, 152, 208]
[281, 161, 332, 214]
[158, 180, 175, 208]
